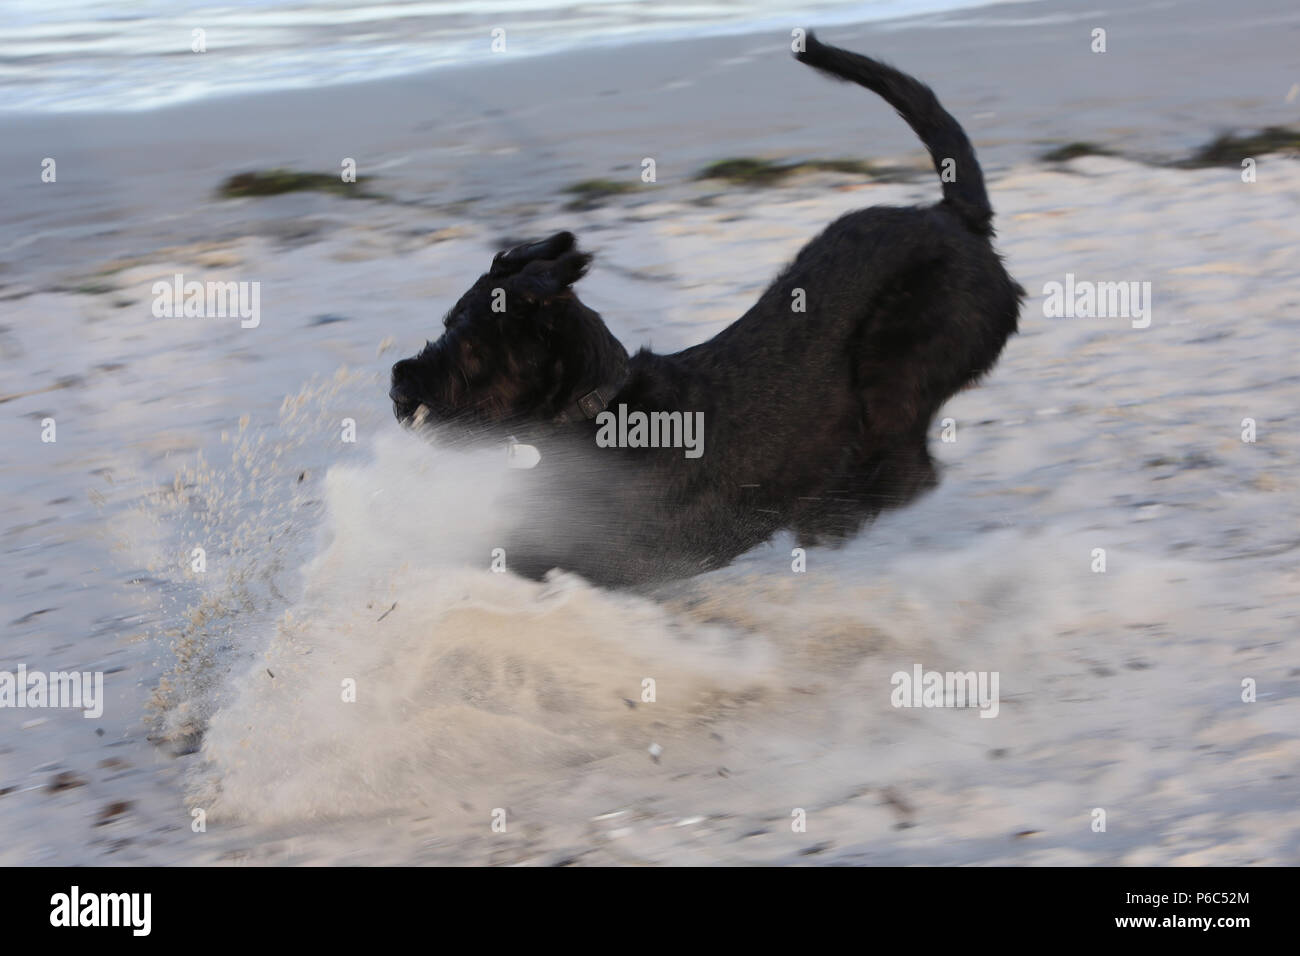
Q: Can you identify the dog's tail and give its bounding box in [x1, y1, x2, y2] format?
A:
[796, 33, 993, 235]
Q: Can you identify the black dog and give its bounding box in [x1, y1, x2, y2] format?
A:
[390, 34, 1023, 586]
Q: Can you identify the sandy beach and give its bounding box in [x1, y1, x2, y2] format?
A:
[1, 0, 1298, 865]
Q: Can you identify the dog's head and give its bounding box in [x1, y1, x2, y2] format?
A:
[390, 231, 627, 440]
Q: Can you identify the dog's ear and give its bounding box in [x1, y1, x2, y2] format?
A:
[490, 231, 576, 276]
[509, 250, 592, 308]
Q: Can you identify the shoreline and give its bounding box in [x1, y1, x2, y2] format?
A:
[0, 0, 1043, 117]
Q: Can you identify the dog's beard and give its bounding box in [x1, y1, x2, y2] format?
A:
[397, 402, 539, 469]
[397, 399, 525, 450]
[395, 374, 549, 441]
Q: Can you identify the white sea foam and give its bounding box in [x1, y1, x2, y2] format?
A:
[0, 0, 1037, 113]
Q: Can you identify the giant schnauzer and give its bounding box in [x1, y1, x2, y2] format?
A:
[390, 34, 1023, 586]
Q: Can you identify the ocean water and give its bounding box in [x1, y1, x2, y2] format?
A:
[1, 0, 1029, 113]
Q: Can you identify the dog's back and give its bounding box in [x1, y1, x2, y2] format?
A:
[682, 36, 1024, 545]
[540, 38, 1025, 577]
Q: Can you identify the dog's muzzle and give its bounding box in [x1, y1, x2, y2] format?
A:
[389, 384, 416, 422]
[389, 385, 432, 426]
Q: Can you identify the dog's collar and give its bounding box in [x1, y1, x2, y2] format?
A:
[553, 377, 625, 425]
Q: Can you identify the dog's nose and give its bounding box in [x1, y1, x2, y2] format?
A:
[390, 385, 420, 424]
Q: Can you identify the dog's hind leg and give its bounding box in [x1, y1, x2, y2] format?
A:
[862, 436, 939, 514]
[792, 435, 937, 545]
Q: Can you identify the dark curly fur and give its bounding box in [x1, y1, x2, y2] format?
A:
[390, 34, 1023, 586]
